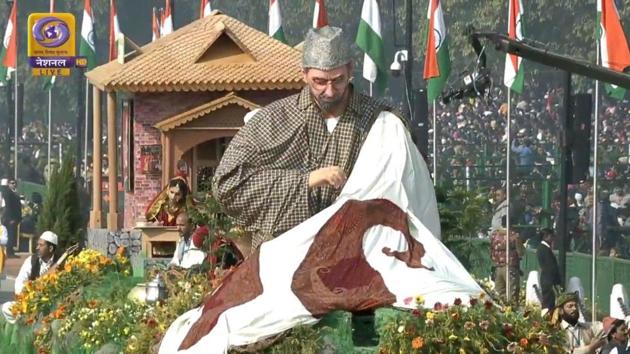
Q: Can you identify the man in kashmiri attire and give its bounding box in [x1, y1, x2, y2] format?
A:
[550, 292, 606, 354]
[159, 26, 481, 354]
[212, 26, 440, 248]
[146, 176, 191, 226]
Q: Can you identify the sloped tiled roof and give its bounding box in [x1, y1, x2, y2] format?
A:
[86, 11, 304, 92]
[154, 92, 260, 131]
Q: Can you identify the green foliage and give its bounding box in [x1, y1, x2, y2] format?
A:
[436, 185, 493, 276]
[188, 193, 233, 234]
[437, 185, 491, 240]
[37, 156, 83, 250]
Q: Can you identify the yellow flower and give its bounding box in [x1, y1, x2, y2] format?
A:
[426, 311, 434, 320]
[459, 349, 466, 354]
[415, 295, 425, 305]
[448, 334, 458, 341]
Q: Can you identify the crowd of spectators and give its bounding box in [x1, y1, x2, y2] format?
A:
[431, 81, 630, 258]
[0, 121, 80, 185]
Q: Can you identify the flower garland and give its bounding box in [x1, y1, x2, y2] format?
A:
[378, 294, 566, 353]
[11, 249, 129, 324]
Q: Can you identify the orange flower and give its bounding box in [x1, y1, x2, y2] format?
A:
[411, 336, 424, 349]
[519, 338, 529, 347]
[116, 246, 126, 257]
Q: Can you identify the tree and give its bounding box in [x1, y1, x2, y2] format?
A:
[37, 156, 83, 251]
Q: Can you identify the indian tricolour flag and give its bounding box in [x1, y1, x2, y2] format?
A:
[313, 0, 328, 29]
[598, 0, 630, 99]
[162, 0, 174, 36]
[268, 0, 287, 44]
[201, 0, 212, 19]
[109, 0, 121, 61]
[0, 0, 17, 85]
[423, 0, 450, 103]
[356, 0, 387, 94]
[80, 0, 96, 71]
[504, 0, 524, 94]
[152, 8, 161, 42]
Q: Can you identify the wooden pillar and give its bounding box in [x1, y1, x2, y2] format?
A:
[89, 86, 103, 228]
[162, 133, 172, 184]
[192, 145, 198, 193]
[107, 91, 118, 230]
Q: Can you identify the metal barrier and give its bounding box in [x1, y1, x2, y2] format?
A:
[466, 238, 630, 315]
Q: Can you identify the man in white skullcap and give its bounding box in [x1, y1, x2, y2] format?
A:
[1, 231, 61, 323]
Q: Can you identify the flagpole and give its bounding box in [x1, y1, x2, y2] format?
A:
[506, 87, 512, 303]
[47, 0, 54, 181]
[432, 100, 437, 186]
[369, 82, 373, 97]
[13, 64, 18, 181]
[592, 38, 600, 320]
[84, 78, 90, 185]
[47, 89, 52, 181]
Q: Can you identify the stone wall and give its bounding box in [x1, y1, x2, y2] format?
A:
[87, 228, 142, 258]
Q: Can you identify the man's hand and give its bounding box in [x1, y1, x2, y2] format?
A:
[308, 166, 347, 190]
[587, 336, 606, 352]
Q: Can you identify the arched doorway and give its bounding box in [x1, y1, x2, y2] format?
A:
[181, 137, 232, 193]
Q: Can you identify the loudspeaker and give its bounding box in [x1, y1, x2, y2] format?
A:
[569, 93, 592, 183]
[412, 89, 429, 159]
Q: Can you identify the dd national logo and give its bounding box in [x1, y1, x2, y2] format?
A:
[27, 13, 86, 77]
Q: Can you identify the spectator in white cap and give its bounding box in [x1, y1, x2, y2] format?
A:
[575, 193, 584, 208]
[1, 230, 61, 324]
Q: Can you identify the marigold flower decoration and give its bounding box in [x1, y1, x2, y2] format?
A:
[11, 249, 119, 320]
[411, 336, 424, 349]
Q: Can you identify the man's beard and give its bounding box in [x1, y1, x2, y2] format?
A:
[311, 87, 348, 114]
[561, 311, 579, 325]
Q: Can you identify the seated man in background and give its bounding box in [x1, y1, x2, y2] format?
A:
[1, 231, 61, 323]
[169, 214, 206, 269]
